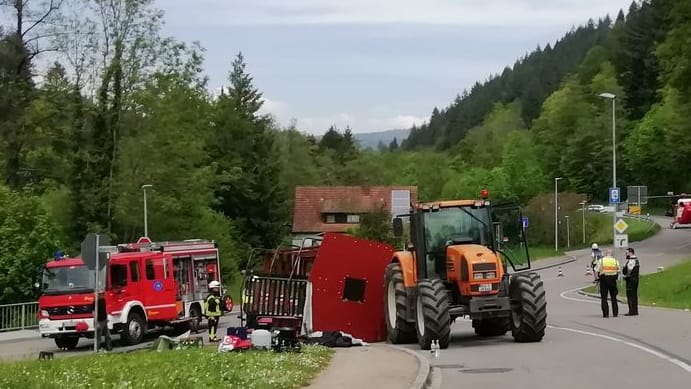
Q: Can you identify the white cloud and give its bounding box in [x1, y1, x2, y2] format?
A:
[258, 97, 289, 117]
[366, 115, 430, 130]
[165, 0, 631, 27]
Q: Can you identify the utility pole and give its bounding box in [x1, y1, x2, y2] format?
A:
[554, 177, 563, 251]
[141, 184, 153, 238]
[599, 93, 617, 256]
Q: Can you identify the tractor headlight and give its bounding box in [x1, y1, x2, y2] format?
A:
[485, 272, 496, 279]
[473, 272, 484, 280]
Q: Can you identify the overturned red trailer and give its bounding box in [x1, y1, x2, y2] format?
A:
[240, 233, 395, 343]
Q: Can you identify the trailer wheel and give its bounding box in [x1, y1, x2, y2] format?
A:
[188, 304, 202, 333]
[122, 311, 145, 345]
[384, 263, 417, 344]
[510, 273, 547, 342]
[473, 318, 509, 337]
[415, 279, 451, 350]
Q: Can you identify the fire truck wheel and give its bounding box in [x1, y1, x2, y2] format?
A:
[415, 279, 451, 350]
[54, 335, 79, 350]
[384, 263, 417, 344]
[122, 312, 145, 345]
[510, 273, 547, 343]
[188, 305, 202, 333]
[223, 295, 234, 312]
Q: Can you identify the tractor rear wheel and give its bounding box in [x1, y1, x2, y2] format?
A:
[510, 272, 547, 342]
[473, 318, 510, 337]
[384, 263, 417, 344]
[415, 279, 451, 350]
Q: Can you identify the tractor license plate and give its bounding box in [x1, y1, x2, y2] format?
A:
[479, 284, 492, 292]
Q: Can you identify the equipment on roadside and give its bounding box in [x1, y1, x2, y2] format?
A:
[385, 189, 547, 350]
[557, 266, 565, 277]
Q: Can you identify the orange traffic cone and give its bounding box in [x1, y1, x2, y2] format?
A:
[557, 266, 565, 277]
[585, 265, 592, 276]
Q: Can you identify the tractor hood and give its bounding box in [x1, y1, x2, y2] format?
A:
[446, 244, 504, 283]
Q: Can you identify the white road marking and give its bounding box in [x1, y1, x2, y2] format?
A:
[548, 325, 691, 375]
[559, 286, 600, 304]
[675, 241, 691, 250]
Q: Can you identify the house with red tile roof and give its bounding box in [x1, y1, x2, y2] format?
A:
[291, 185, 418, 246]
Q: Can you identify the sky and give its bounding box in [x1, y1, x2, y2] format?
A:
[157, 0, 634, 135]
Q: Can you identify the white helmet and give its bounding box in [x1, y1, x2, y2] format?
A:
[591, 243, 599, 250]
[208, 280, 221, 289]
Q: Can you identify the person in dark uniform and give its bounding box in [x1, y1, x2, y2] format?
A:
[595, 250, 621, 318]
[623, 247, 640, 316]
[97, 293, 112, 351]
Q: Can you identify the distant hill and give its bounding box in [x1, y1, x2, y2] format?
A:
[354, 129, 410, 150]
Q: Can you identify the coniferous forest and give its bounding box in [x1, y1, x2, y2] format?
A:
[1, 0, 688, 303]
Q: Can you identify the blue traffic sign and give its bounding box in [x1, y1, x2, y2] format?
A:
[609, 187, 620, 204]
[522, 216, 529, 229]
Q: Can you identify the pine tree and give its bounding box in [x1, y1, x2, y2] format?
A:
[212, 52, 288, 249]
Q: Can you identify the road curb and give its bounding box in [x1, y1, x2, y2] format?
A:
[516, 254, 577, 274]
[387, 345, 432, 389]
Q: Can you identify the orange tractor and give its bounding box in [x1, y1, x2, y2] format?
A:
[385, 190, 547, 349]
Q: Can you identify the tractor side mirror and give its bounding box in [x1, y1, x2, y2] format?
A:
[392, 217, 403, 237]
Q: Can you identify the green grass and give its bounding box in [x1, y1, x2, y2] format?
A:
[587, 214, 660, 246]
[582, 258, 691, 310]
[530, 246, 565, 261]
[227, 274, 244, 302]
[0, 345, 333, 389]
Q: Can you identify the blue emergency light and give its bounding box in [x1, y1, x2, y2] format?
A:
[54, 251, 66, 260]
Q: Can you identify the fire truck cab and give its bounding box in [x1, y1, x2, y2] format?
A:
[37, 238, 231, 350]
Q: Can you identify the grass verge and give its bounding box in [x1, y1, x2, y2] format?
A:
[530, 246, 564, 261]
[582, 258, 691, 310]
[0, 344, 333, 389]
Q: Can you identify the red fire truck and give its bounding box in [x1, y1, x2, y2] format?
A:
[37, 238, 232, 350]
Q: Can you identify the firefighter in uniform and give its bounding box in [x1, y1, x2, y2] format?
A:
[623, 247, 640, 316]
[204, 280, 222, 342]
[595, 250, 621, 318]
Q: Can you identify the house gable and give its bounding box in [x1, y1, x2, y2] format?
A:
[292, 186, 418, 234]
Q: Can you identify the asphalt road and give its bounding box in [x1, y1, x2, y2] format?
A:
[415, 216, 691, 389]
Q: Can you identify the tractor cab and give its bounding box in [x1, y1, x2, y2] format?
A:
[392, 192, 531, 283]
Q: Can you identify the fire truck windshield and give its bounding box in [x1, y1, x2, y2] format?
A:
[41, 265, 94, 294]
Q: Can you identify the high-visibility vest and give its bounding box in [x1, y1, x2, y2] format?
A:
[205, 294, 222, 317]
[599, 256, 619, 275]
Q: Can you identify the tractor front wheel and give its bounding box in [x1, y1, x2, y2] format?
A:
[384, 263, 417, 344]
[510, 273, 547, 342]
[415, 279, 451, 350]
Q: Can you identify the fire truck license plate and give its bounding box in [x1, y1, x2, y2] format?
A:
[479, 284, 492, 292]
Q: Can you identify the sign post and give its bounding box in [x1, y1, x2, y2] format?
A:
[609, 187, 620, 258]
[81, 233, 111, 353]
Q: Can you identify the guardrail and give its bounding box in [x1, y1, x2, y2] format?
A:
[0, 302, 39, 332]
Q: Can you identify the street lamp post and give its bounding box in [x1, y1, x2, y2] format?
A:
[565, 215, 570, 248]
[599, 92, 617, 256]
[554, 177, 563, 251]
[141, 184, 153, 238]
[579, 201, 586, 244]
